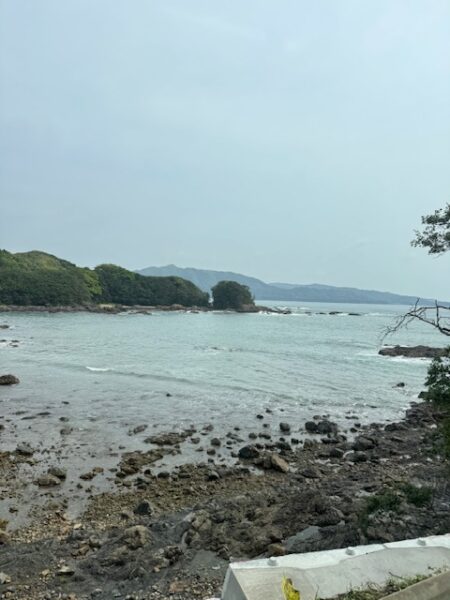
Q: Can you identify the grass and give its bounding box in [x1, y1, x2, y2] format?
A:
[358, 489, 402, 533]
[401, 483, 433, 507]
[324, 574, 429, 599]
[364, 491, 401, 514]
[441, 417, 450, 459]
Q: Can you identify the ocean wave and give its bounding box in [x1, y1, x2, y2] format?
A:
[388, 356, 431, 364]
[86, 366, 112, 372]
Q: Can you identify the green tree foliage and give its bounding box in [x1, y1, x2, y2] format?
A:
[212, 280, 254, 310]
[425, 348, 450, 406]
[95, 264, 209, 307]
[0, 250, 94, 305]
[0, 250, 209, 307]
[408, 205, 450, 457]
[412, 203, 450, 255]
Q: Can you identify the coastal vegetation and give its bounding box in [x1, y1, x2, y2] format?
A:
[211, 280, 254, 310]
[387, 204, 450, 458]
[0, 250, 209, 307]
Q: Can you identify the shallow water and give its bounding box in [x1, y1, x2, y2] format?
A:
[0, 302, 445, 444]
[1, 301, 447, 525]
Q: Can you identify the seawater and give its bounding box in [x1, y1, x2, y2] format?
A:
[0, 302, 446, 456]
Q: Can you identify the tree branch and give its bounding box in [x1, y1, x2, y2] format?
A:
[383, 300, 450, 340]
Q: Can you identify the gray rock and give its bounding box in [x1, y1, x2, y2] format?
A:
[347, 451, 368, 462]
[305, 421, 319, 433]
[329, 447, 344, 459]
[134, 500, 153, 516]
[122, 525, 149, 549]
[47, 466, 67, 480]
[379, 345, 446, 359]
[315, 508, 343, 527]
[353, 436, 376, 451]
[317, 420, 338, 435]
[279, 422, 291, 433]
[238, 445, 260, 460]
[16, 443, 34, 456]
[285, 526, 322, 553]
[0, 374, 19, 385]
[270, 454, 289, 473]
[35, 474, 61, 487]
[301, 466, 321, 479]
[129, 424, 147, 435]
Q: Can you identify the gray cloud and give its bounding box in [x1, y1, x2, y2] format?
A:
[1, 0, 449, 298]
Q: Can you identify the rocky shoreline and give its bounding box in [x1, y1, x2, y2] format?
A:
[0, 392, 449, 600]
[0, 304, 288, 315]
[0, 305, 373, 317]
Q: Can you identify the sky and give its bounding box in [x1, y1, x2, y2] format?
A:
[1, 1, 449, 298]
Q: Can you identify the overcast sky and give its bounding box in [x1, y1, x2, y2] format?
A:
[1, 1, 449, 298]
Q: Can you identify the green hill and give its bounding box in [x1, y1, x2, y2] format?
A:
[0, 250, 209, 307]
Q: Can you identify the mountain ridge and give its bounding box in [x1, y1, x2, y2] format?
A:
[137, 264, 446, 306]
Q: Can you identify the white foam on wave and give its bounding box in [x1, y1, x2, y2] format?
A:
[86, 366, 112, 372]
[389, 356, 431, 364]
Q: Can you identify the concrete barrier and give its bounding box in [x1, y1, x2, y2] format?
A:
[222, 535, 450, 600]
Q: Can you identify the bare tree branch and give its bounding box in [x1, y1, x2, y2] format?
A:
[383, 300, 450, 340]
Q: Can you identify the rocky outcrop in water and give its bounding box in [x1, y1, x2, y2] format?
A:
[379, 345, 447, 359]
[0, 374, 19, 385]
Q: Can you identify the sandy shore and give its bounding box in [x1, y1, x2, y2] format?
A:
[0, 395, 449, 600]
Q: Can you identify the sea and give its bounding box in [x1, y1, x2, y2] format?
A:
[0, 301, 446, 462]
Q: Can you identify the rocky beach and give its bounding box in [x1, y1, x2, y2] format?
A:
[0, 307, 449, 600]
[0, 381, 449, 600]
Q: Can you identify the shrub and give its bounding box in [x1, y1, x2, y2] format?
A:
[425, 348, 450, 406]
[401, 483, 433, 507]
[365, 490, 401, 514]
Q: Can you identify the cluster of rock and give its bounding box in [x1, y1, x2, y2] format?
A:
[0, 400, 449, 600]
[0, 374, 19, 385]
[379, 345, 447, 358]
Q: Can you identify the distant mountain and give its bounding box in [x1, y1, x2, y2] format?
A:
[137, 264, 445, 306]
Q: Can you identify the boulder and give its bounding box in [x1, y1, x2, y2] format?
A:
[270, 454, 289, 473]
[122, 525, 149, 549]
[129, 424, 147, 435]
[353, 436, 376, 451]
[301, 466, 321, 479]
[285, 526, 322, 553]
[47, 466, 67, 480]
[35, 474, 61, 487]
[279, 422, 291, 433]
[305, 421, 319, 433]
[315, 508, 344, 527]
[238, 445, 260, 460]
[347, 451, 368, 463]
[0, 375, 19, 385]
[134, 500, 153, 516]
[16, 443, 34, 456]
[317, 420, 338, 435]
[329, 447, 344, 459]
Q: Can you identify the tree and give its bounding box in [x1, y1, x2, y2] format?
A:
[412, 203, 450, 255]
[212, 280, 254, 310]
[386, 204, 450, 337]
[394, 204, 450, 457]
